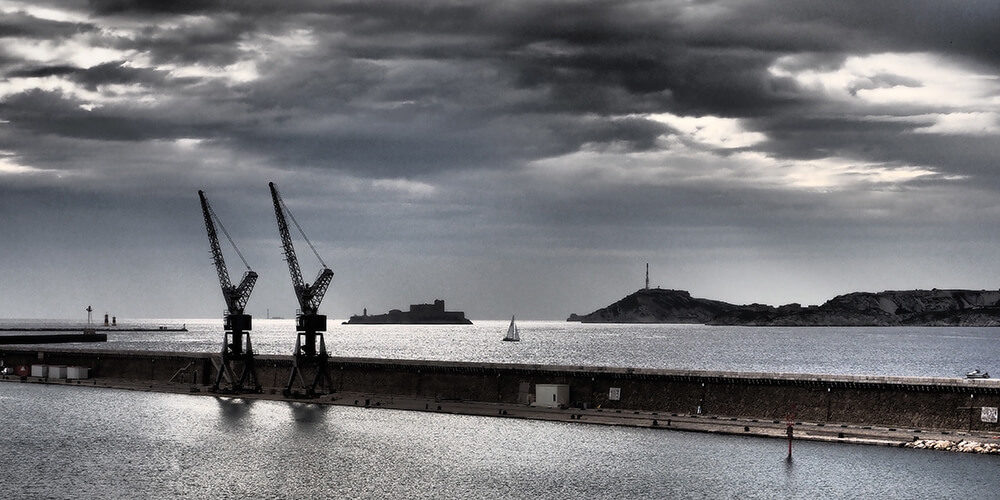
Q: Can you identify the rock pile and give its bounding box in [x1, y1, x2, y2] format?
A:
[904, 439, 1000, 454]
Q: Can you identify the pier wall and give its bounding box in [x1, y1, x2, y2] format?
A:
[2, 347, 999, 432]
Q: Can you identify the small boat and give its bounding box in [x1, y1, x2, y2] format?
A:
[502, 315, 520, 342]
[966, 369, 990, 379]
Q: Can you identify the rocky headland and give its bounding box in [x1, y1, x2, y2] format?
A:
[566, 289, 737, 324]
[567, 288, 1000, 326]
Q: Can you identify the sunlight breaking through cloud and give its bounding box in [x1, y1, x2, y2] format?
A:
[643, 113, 767, 149]
[913, 112, 1000, 136]
[528, 141, 945, 192]
[0, 151, 57, 176]
[770, 52, 1000, 111]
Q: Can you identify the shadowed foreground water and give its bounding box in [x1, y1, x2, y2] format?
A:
[2, 383, 998, 498]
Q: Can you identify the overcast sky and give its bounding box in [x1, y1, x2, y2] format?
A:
[1, 0, 999, 320]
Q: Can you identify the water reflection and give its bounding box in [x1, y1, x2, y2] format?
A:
[289, 402, 329, 425]
[4, 383, 1000, 498]
[215, 397, 255, 426]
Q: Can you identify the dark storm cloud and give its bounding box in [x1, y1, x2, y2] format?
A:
[119, 15, 260, 66]
[8, 64, 80, 78]
[3, 0, 994, 178]
[0, 11, 93, 39]
[0, 90, 218, 141]
[70, 61, 177, 90]
[88, 0, 229, 15]
[0, 0, 992, 187]
[7, 61, 174, 89]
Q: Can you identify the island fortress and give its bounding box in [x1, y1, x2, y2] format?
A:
[344, 299, 472, 325]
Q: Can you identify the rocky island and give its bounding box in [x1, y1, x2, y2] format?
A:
[567, 288, 737, 324]
[568, 288, 1000, 326]
[344, 299, 472, 325]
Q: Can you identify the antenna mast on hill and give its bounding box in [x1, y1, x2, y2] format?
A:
[645, 263, 650, 290]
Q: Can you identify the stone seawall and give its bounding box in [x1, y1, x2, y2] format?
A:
[3, 346, 999, 433]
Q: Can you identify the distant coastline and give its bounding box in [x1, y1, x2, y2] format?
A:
[568, 288, 1000, 326]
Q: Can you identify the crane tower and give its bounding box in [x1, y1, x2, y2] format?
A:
[269, 182, 335, 396]
[199, 190, 261, 393]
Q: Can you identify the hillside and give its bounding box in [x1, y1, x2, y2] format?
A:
[568, 288, 1000, 326]
[566, 288, 737, 323]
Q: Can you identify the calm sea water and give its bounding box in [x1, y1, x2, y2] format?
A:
[1, 382, 998, 499]
[2, 319, 998, 377]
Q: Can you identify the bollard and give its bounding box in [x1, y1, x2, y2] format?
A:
[787, 424, 794, 460]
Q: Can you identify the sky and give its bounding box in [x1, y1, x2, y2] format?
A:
[1, 0, 999, 320]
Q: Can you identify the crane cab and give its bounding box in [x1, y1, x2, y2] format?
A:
[296, 314, 327, 332]
[225, 314, 252, 332]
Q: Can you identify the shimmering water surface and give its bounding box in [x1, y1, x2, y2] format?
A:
[3, 318, 999, 377]
[1, 382, 998, 499]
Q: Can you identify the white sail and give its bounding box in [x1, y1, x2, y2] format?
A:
[503, 315, 520, 342]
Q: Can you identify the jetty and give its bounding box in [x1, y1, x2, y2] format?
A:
[0, 333, 108, 344]
[0, 325, 186, 344]
[0, 346, 997, 452]
[0, 326, 188, 332]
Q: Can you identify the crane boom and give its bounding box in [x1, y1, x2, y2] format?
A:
[269, 182, 333, 315]
[199, 190, 257, 314]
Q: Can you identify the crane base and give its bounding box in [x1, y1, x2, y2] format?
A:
[212, 330, 262, 394]
[284, 331, 333, 397]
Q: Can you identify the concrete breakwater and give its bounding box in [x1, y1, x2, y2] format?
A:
[2, 346, 999, 437]
[0, 333, 107, 344]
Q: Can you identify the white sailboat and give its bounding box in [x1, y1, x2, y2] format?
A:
[503, 315, 520, 342]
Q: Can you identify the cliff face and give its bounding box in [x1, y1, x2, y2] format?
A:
[569, 288, 1000, 326]
[567, 289, 738, 323]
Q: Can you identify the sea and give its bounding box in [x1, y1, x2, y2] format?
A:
[3, 318, 999, 377]
[2, 319, 999, 497]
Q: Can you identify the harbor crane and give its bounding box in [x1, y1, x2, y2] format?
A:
[199, 190, 261, 393]
[269, 182, 335, 396]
